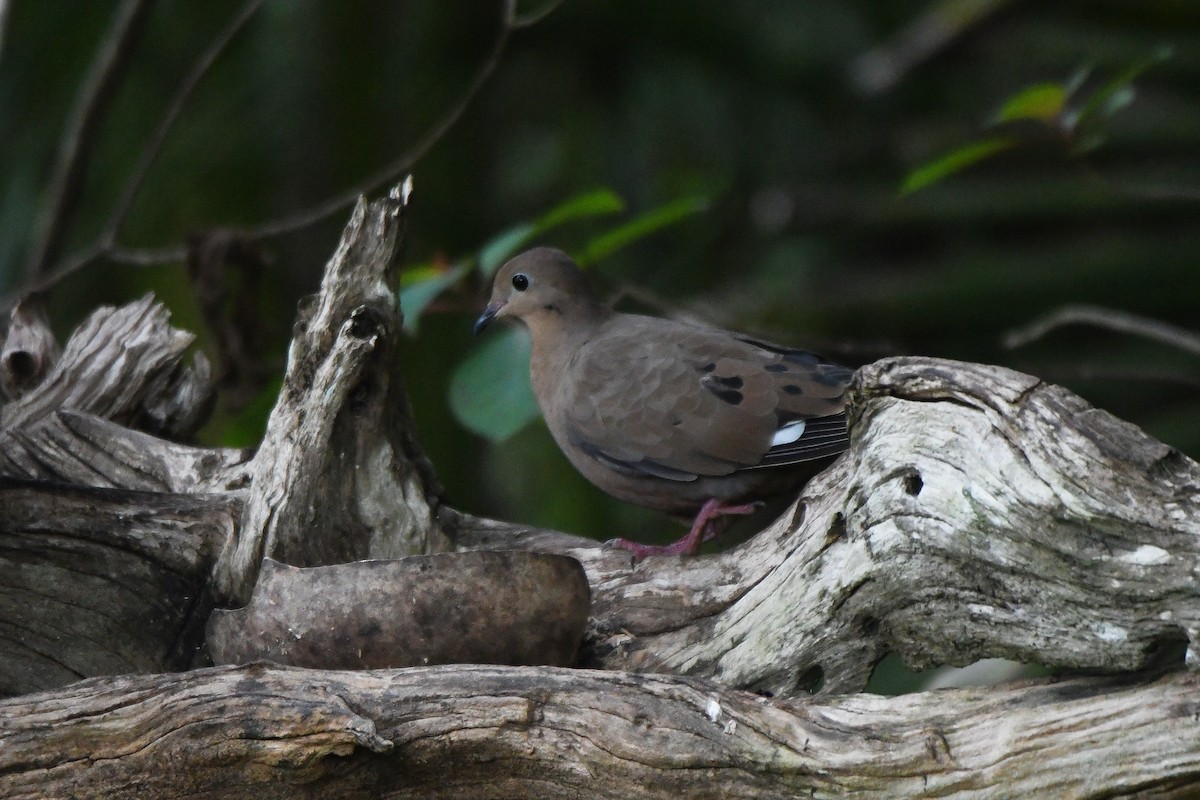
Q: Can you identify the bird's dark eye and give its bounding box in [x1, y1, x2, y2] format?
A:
[512, 273, 530, 291]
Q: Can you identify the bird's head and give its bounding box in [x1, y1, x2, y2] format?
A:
[474, 247, 605, 336]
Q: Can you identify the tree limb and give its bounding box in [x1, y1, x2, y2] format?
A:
[447, 357, 1200, 695]
[1, 663, 1197, 799]
[0, 478, 231, 696]
[1003, 302, 1200, 357]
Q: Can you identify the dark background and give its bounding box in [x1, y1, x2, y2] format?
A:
[2, 0, 1197, 553]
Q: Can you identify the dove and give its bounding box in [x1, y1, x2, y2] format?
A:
[473, 247, 852, 557]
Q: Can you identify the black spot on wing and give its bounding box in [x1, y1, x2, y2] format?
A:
[734, 335, 852, 382]
[783, 384, 803, 395]
[701, 372, 746, 405]
[713, 389, 743, 405]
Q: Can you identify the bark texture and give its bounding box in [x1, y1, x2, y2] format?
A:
[0, 479, 231, 696]
[2, 181, 1198, 798]
[2, 664, 1198, 799]
[447, 356, 1200, 695]
[220, 178, 446, 604]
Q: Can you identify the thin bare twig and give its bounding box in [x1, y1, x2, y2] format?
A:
[1003, 303, 1200, 358]
[848, 0, 1015, 95]
[13, 0, 265, 305]
[0, 0, 13, 62]
[5, 0, 529, 316]
[106, 0, 267, 238]
[22, 0, 155, 282]
[246, 0, 519, 240]
[109, 243, 189, 266]
[511, 0, 567, 29]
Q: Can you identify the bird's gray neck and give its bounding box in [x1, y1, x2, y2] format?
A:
[527, 305, 609, 401]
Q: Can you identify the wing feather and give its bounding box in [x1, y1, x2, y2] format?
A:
[559, 314, 851, 481]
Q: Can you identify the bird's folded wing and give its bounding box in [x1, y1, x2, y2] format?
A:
[558, 319, 850, 481]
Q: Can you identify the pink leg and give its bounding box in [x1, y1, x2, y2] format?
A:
[607, 498, 761, 559]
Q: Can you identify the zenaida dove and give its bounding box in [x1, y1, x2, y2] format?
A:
[473, 247, 852, 558]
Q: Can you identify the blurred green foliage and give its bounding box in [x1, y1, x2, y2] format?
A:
[2, 0, 1198, 558]
[902, 44, 1175, 193]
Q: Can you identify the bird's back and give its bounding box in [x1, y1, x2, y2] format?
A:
[538, 312, 851, 513]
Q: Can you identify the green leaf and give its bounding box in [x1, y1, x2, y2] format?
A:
[536, 187, 625, 229]
[399, 263, 468, 334]
[1071, 44, 1173, 133]
[449, 326, 540, 442]
[900, 137, 1015, 195]
[399, 262, 452, 288]
[404, 188, 629, 336]
[477, 188, 626, 276]
[993, 83, 1067, 124]
[478, 223, 536, 277]
[577, 195, 708, 265]
[1096, 84, 1136, 119]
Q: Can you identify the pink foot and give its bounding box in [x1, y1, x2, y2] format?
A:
[606, 499, 761, 559]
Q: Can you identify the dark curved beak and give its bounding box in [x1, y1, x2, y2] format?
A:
[473, 303, 502, 336]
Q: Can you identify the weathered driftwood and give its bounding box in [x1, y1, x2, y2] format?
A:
[3, 182, 1200, 797]
[448, 355, 1200, 694]
[0, 478, 233, 697]
[2, 663, 1198, 799]
[0, 292, 223, 479]
[0, 288, 236, 695]
[220, 178, 446, 604]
